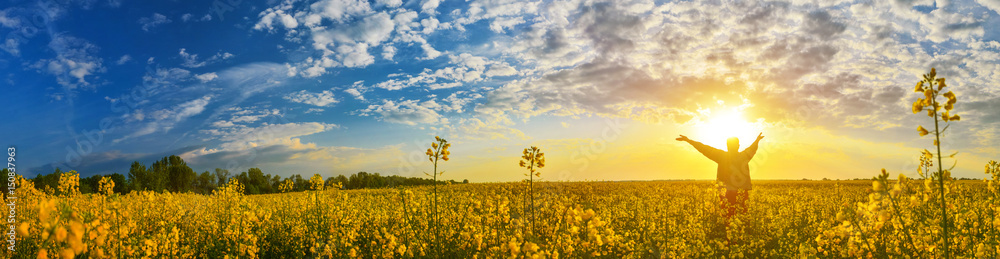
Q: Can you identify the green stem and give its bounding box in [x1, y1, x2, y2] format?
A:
[930, 84, 951, 257]
[433, 147, 440, 259]
[848, 209, 877, 257]
[529, 151, 535, 237]
[883, 178, 921, 258]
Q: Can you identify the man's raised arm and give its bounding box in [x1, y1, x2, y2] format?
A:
[676, 135, 724, 162]
[742, 132, 764, 159]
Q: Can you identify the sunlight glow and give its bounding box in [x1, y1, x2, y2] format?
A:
[695, 108, 760, 150]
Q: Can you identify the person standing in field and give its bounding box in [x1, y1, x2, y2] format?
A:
[676, 132, 764, 220]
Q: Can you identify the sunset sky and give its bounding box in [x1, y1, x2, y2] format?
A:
[2, 0, 999, 182]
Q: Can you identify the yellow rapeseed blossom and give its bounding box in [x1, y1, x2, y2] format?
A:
[917, 125, 929, 136]
[57, 171, 81, 197]
[309, 174, 325, 190]
[98, 176, 115, 196]
[6, 179, 998, 258]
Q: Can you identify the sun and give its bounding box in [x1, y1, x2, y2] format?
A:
[695, 108, 759, 150]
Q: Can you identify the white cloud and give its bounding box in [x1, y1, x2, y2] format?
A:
[33, 36, 105, 91]
[1, 38, 19, 56]
[181, 12, 213, 22]
[377, 0, 402, 8]
[368, 53, 513, 90]
[196, 72, 218, 82]
[382, 45, 396, 60]
[208, 106, 282, 129]
[489, 16, 525, 33]
[421, 18, 440, 34]
[421, 43, 442, 59]
[344, 88, 365, 100]
[139, 13, 171, 31]
[179, 48, 234, 68]
[208, 122, 339, 149]
[486, 63, 517, 77]
[305, 108, 325, 114]
[309, 0, 372, 23]
[255, 8, 298, 31]
[359, 99, 444, 125]
[284, 89, 339, 107]
[116, 55, 131, 65]
[114, 96, 212, 143]
[976, 0, 1000, 14]
[277, 9, 398, 75]
[421, 0, 442, 14]
[0, 9, 21, 28]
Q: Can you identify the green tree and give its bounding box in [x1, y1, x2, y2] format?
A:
[197, 171, 215, 193]
[247, 168, 272, 194]
[215, 168, 231, 187]
[33, 168, 62, 194]
[128, 162, 150, 191]
[160, 155, 196, 193]
[107, 173, 129, 194]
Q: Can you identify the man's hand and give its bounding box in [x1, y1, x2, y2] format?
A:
[756, 132, 764, 141]
[676, 135, 690, 142]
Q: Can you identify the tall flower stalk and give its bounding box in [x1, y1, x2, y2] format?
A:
[425, 136, 450, 257]
[911, 67, 960, 257]
[519, 146, 545, 236]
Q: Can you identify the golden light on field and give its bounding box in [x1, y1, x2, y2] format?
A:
[694, 107, 762, 150]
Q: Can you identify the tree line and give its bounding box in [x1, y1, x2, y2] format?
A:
[2, 155, 466, 195]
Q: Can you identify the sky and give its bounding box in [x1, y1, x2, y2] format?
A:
[1, 0, 999, 182]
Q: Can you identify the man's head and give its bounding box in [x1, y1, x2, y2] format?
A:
[727, 137, 739, 152]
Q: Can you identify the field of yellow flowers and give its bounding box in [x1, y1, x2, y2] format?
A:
[4, 68, 998, 258]
[3, 173, 998, 259]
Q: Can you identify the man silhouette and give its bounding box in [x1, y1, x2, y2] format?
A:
[676, 133, 763, 220]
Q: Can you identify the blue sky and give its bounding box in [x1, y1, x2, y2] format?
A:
[2, 0, 999, 182]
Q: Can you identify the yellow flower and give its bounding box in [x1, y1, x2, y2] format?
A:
[942, 90, 955, 100]
[507, 240, 521, 255]
[523, 242, 540, 253]
[69, 220, 84, 237]
[432, 142, 438, 149]
[914, 81, 924, 92]
[917, 126, 929, 136]
[912, 101, 923, 113]
[936, 78, 946, 89]
[16, 222, 29, 237]
[54, 226, 68, 242]
[59, 248, 74, 259]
